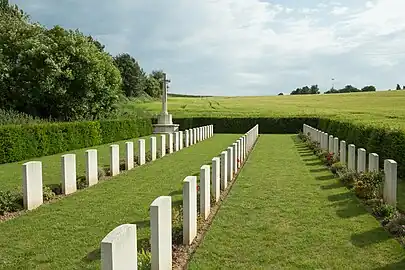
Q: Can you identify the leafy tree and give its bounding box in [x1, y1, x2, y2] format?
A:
[151, 70, 165, 84]
[278, 92, 283, 96]
[87, 36, 105, 52]
[361, 85, 376, 92]
[396, 84, 401, 90]
[144, 75, 161, 98]
[290, 85, 319, 95]
[0, 12, 122, 120]
[113, 53, 146, 97]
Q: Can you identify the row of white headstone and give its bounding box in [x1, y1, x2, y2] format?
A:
[21, 125, 214, 211]
[100, 125, 260, 270]
[303, 124, 398, 207]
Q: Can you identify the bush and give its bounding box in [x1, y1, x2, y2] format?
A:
[318, 118, 405, 178]
[169, 117, 319, 134]
[137, 249, 152, 270]
[0, 190, 23, 214]
[42, 186, 56, 201]
[0, 118, 152, 164]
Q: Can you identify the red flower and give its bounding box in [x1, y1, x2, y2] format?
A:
[196, 185, 199, 191]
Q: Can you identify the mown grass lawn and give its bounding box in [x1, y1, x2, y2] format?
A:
[0, 134, 160, 192]
[0, 134, 240, 269]
[189, 135, 405, 270]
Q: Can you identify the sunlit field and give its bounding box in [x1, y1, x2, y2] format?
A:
[121, 90, 405, 130]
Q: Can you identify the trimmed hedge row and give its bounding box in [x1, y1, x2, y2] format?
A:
[171, 117, 320, 134]
[318, 118, 405, 178]
[169, 116, 404, 178]
[0, 118, 152, 164]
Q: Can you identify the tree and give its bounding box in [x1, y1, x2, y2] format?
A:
[278, 92, 284, 96]
[144, 75, 161, 98]
[0, 12, 122, 120]
[87, 36, 105, 52]
[396, 84, 401, 90]
[113, 53, 147, 98]
[361, 85, 376, 92]
[290, 85, 320, 95]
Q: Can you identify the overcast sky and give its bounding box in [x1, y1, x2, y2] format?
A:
[10, 0, 405, 96]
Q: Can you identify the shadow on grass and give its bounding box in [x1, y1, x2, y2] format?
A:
[351, 227, 392, 247]
[321, 182, 343, 190]
[303, 157, 318, 162]
[82, 247, 100, 262]
[336, 203, 367, 218]
[372, 260, 405, 270]
[316, 175, 336, 181]
[300, 153, 314, 157]
[310, 167, 329, 173]
[305, 161, 324, 166]
[328, 192, 352, 202]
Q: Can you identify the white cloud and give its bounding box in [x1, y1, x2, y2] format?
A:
[9, 0, 405, 95]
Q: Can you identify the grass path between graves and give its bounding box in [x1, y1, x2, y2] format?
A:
[0, 134, 158, 192]
[0, 134, 240, 270]
[189, 134, 405, 270]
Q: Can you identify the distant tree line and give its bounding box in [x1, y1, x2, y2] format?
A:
[396, 84, 405, 90]
[325, 85, 376, 94]
[0, 2, 164, 121]
[290, 85, 320, 95]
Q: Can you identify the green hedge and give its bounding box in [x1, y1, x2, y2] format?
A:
[318, 118, 405, 178]
[0, 118, 152, 164]
[171, 117, 320, 134]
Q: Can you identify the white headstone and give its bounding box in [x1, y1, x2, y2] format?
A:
[185, 130, 189, 147]
[227, 147, 233, 181]
[138, 139, 145, 165]
[151, 196, 172, 269]
[384, 159, 397, 207]
[369, 153, 379, 172]
[61, 154, 77, 195]
[183, 176, 197, 245]
[125, 142, 134, 170]
[237, 140, 241, 169]
[22, 161, 43, 210]
[189, 129, 193, 146]
[339, 141, 346, 164]
[212, 157, 220, 202]
[328, 135, 334, 153]
[200, 165, 211, 220]
[101, 224, 137, 270]
[220, 151, 228, 190]
[174, 132, 179, 152]
[233, 143, 238, 174]
[193, 128, 197, 144]
[179, 131, 183, 149]
[168, 133, 173, 154]
[86, 149, 98, 186]
[347, 144, 356, 171]
[110, 145, 120, 177]
[333, 137, 339, 158]
[160, 135, 166, 158]
[150, 137, 157, 161]
[357, 148, 366, 173]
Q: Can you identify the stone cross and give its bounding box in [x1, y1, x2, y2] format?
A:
[161, 73, 170, 115]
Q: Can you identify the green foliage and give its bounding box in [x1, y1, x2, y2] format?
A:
[0, 109, 48, 125]
[113, 53, 147, 97]
[373, 203, 396, 219]
[0, 118, 152, 164]
[354, 171, 384, 199]
[0, 12, 122, 120]
[339, 170, 358, 188]
[319, 118, 405, 177]
[291, 85, 320, 95]
[171, 117, 319, 134]
[397, 84, 401, 91]
[137, 249, 152, 270]
[144, 75, 162, 98]
[330, 162, 344, 174]
[42, 186, 56, 201]
[0, 190, 23, 215]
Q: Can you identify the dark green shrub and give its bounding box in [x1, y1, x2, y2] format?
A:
[331, 162, 344, 174]
[0, 118, 152, 164]
[339, 170, 358, 188]
[76, 176, 87, 190]
[0, 190, 23, 214]
[170, 117, 319, 134]
[43, 186, 56, 201]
